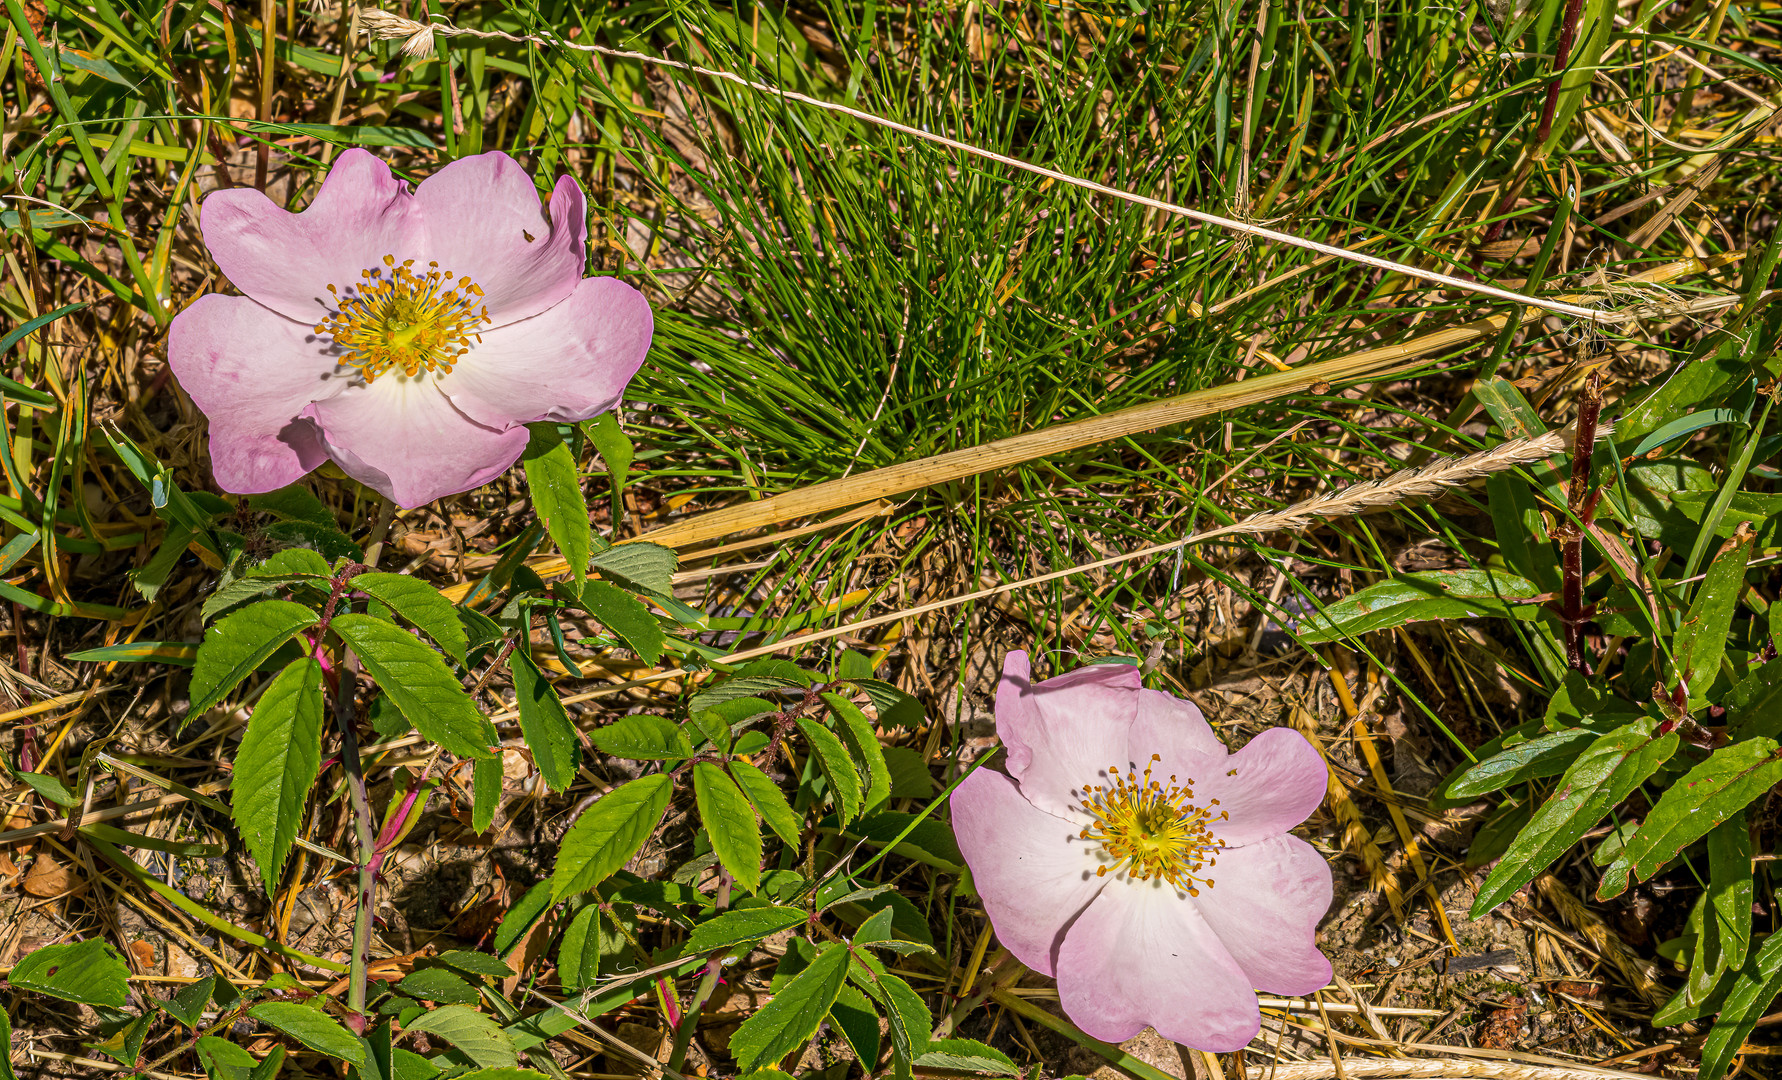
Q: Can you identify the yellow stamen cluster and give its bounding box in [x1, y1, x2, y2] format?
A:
[1079, 754, 1228, 894]
[316, 255, 489, 383]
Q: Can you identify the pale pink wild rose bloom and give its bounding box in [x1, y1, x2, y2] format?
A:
[167, 149, 652, 507]
[951, 652, 1333, 1051]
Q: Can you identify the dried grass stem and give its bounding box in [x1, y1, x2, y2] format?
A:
[357, 8, 1610, 323]
[1250, 1060, 1652, 1080]
[531, 424, 1605, 713]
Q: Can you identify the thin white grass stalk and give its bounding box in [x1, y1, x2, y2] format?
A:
[1247, 1061, 1652, 1080]
[358, 9, 1613, 324]
[537, 426, 1601, 711]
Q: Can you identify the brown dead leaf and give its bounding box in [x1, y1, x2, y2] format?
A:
[1475, 996, 1528, 1050]
[128, 940, 156, 969]
[703, 982, 772, 1053]
[2, 800, 33, 832]
[503, 906, 557, 997]
[606, 1023, 668, 1074]
[23, 853, 73, 897]
[1552, 980, 1601, 1000]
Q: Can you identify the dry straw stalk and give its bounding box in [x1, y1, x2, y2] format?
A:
[1249, 1060, 1657, 1080]
[446, 251, 1731, 606]
[506, 419, 1607, 716]
[363, 8, 1613, 323]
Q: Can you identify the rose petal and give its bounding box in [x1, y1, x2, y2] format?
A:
[304, 379, 528, 507]
[951, 767, 1105, 977]
[440, 276, 652, 428]
[413, 154, 587, 326]
[996, 651, 1139, 818]
[1192, 835, 1333, 996]
[1057, 879, 1262, 1051]
[1129, 687, 1228, 784]
[201, 149, 423, 324]
[1199, 728, 1329, 846]
[166, 294, 343, 493]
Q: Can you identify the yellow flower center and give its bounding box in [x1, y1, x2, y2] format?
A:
[1079, 755, 1228, 894]
[315, 255, 490, 383]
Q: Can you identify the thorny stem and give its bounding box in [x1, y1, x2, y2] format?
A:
[335, 652, 377, 1018]
[1537, 0, 1589, 146]
[1558, 370, 1605, 673]
[361, 498, 399, 569]
[1474, 156, 1534, 255]
[759, 686, 828, 783]
[326, 507, 394, 1017]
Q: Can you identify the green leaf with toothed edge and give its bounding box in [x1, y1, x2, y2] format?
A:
[493, 881, 556, 958]
[828, 982, 880, 1071]
[160, 976, 216, 1029]
[247, 486, 338, 528]
[916, 1039, 1022, 1076]
[824, 692, 892, 813]
[848, 951, 929, 1064]
[188, 600, 318, 719]
[551, 774, 674, 902]
[1471, 719, 1677, 918]
[557, 899, 604, 991]
[401, 1006, 518, 1068]
[433, 950, 515, 981]
[9, 939, 130, 1006]
[232, 657, 326, 896]
[201, 573, 328, 622]
[508, 647, 579, 792]
[522, 424, 592, 587]
[682, 906, 807, 957]
[588, 541, 678, 596]
[331, 614, 497, 759]
[730, 761, 801, 846]
[249, 1045, 285, 1080]
[350, 572, 468, 664]
[582, 410, 634, 529]
[196, 1036, 260, 1080]
[729, 943, 850, 1071]
[693, 761, 763, 893]
[795, 716, 863, 826]
[473, 754, 502, 834]
[574, 579, 666, 664]
[589, 713, 692, 761]
[248, 1002, 364, 1065]
[398, 966, 480, 1005]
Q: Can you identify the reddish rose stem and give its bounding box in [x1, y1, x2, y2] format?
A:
[310, 555, 377, 1014]
[1537, 0, 1589, 145]
[333, 652, 378, 1016]
[1559, 371, 1604, 672]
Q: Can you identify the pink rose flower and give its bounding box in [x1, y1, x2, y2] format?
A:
[168, 149, 652, 508]
[952, 652, 1333, 1051]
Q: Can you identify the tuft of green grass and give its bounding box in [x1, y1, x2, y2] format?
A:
[5, 0, 1775, 793]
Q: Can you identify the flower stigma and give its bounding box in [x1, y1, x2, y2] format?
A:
[316, 255, 490, 382]
[1079, 755, 1228, 894]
